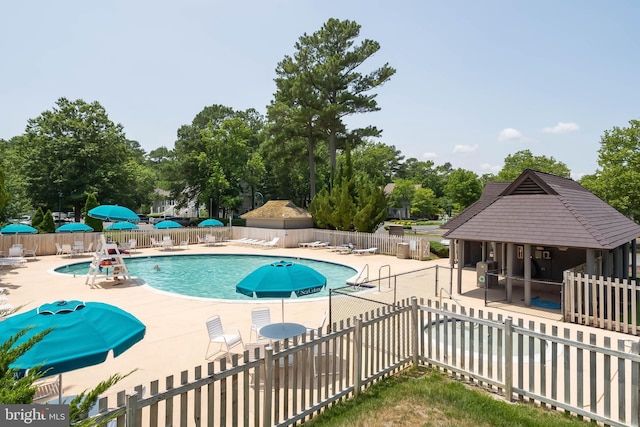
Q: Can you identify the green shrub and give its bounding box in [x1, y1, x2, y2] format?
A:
[430, 241, 449, 258]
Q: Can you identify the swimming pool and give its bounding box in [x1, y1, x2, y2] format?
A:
[55, 254, 356, 301]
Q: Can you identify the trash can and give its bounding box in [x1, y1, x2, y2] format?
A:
[397, 242, 410, 259]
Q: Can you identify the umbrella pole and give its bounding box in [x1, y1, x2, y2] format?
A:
[58, 374, 62, 403]
[281, 299, 285, 322]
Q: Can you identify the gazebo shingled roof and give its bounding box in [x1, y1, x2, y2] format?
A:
[443, 169, 640, 250]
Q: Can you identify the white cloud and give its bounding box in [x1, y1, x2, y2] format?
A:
[498, 128, 523, 142]
[480, 163, 501, 173]
[452, 144, 478, 153]
[541, 122, 580, 134]
[422, 152, 437, 159]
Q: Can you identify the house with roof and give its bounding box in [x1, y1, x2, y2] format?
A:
[443, 169, 640, 307]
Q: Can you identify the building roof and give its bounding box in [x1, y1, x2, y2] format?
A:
[240, 200, 311, 219]
[444, 169, 640, 249]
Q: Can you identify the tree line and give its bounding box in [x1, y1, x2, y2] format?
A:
[1, 18, 639, 232]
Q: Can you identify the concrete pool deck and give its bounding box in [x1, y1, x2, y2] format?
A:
[0, 241, 590, 402]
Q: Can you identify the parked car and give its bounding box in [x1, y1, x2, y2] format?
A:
[165, 216, 200, 227]
[137, 214, 149, 224]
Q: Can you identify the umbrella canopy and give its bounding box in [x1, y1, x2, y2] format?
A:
[0, 224, 38, 234]
[55, 223, 94, 233]
[198, 219, 223, 227]
[236, 260, 326, 321]
[0, 300, 145, 376]
[87, 205, 140, 223]
[105, 221, 139, 231]
[153, 220, 182, 229]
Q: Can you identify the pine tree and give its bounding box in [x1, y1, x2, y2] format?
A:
[84, 193, 102, 232]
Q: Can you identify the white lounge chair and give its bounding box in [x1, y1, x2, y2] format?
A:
[352, 247, 377, 255]
[308, 241, 329, 249]
[299, 241, 321, 248]
[257, 237, 279, 248]
[205, 315, 244, 361]
[250, 307, 271, 341]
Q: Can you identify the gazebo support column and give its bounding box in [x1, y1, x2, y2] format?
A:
[586, 249, 596, 277]
[632, 240, 637, 279]
[456, 240, 465, 294]
[524, 244, 532, 307]
[506, 243, 514, 303]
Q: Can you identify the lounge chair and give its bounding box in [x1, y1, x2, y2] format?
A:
[352, 247, 377, 255]
[0, 258, 27, 268]
[55, 243, 64, 256]
[299, 241, 321, 248]
[197, 235, 206, 244]
[308, 241, 329, 249]
[60, 244, 75, 257]
[205, 315, 244, 361]
[257, 237, 279, 248]
[150, 237, 164, 248]
[250, 307, 271, 341]
[127, 239, 138, 253]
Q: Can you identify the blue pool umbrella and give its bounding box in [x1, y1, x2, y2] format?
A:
[0, 223, 38, 234]
[198, 219, 223, 227]
[153, 220, 182, 229]
[106, 221, 139, 231]
[0, 300, 145, 401]
[236, 260, 326, 321]
[55, 223, 94, 233]
[87, 205, 140, 223]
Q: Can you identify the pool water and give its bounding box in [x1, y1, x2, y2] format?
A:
[55, 254, 356, 301]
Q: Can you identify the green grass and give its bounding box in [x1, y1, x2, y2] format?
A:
[305, 368, 591, 427]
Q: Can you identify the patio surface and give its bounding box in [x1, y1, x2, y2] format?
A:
[0, 241, 599, 402]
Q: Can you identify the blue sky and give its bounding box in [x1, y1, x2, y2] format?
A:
[1, 1, 638, 179]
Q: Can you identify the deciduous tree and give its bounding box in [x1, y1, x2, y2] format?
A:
[443, 168, 482, 210]
[580, 119, 640, 218]
[494, 150, 570, 181]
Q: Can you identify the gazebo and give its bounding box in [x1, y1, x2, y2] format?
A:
[443, 169, 640, 307]
[241, 200, 313, 229]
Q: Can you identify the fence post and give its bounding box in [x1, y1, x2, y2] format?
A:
[504, 317, 513, 402]
[354, 318, 363, 396]
[632, 341, 640, 427]
[125, 391, 139, 427]
[435, 266, 439, 297]
[263, 346, 274, 426]
[412, 297, 419, 367]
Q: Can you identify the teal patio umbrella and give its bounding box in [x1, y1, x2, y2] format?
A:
[153, 220, 182, 229]
[55, 223, 94, 233]
[0, 300, 145, 401]
[198, 219, 223, 227]
[236, 260, 326, 321]
[87, 205, 140, 223]
[106, 221, 139, 231]
[0, 224, 38, 234]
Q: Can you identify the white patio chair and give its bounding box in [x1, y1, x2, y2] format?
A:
[8, 246, 23, 257]
[128, 239, 137, 253]
[205, 315, 244, 361]
[23, 245, 38, 259]
[314, 337, 341, 377]
[304, 311, 327, 336]
[250, 307, 271, 342]
[55, 243, 64, 256]
[60, 244, 74, 257]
